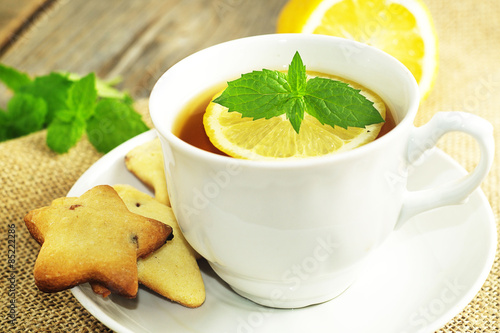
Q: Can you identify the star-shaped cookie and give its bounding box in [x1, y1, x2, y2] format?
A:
[90, 185, 205, 307]
[125, 138, 170, 206]
[24, 185, 172, 298]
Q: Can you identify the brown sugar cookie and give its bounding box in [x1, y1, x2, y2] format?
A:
[24, 185, 172, 298]
[125, 138, 170, 206]
[125, 139, 202, 261]
[92, 185, 205, 307]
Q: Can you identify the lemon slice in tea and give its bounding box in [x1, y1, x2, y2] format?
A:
[203, 77, 386, 161]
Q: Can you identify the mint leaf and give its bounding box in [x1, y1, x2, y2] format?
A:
[212, 52, 384, 133]
[53, 109, 77, 123]
[0, 93, 47, 142]
[213, 69, 291, 120]
[0, 63, 32, 92]
[304, 78, 384, 129]
[67, 72, 97, 120]
[20, 73, 73, 124]
[46, 113, 86, 153]
[0, 64, 145, 153]
[44, 73, 97, 153]
[86, 99, 148, 153]
[63, 72, 127, 100]
[288, 52, 307, 96]
[0, 110, 10, 141]
[284, 97, 306, 133]
[6, 93, 47, 138]
[284, 52, 307, 132]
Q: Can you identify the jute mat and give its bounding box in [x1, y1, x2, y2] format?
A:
[2, 1, 500, 332]
[0, 100, 151, 332]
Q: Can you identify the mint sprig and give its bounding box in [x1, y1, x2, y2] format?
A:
[0, 64, 148, 153]
[213, 52, 384, 133]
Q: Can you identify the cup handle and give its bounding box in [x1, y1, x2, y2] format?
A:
[395, 111, 495, 228]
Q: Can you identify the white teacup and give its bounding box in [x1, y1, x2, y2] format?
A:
[149, 34, 494, 308]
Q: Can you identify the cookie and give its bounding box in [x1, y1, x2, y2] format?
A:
[92, 185, 205, 307]
[125, 138, 170, 206]
[24, 185, 172, 298]
[125, 139, 202, 260]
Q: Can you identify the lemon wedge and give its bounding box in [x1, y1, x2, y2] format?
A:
[203, 77, 386, 160]
[277, 0, 438, 99]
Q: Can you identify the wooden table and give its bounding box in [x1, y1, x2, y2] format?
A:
[2, 0, 499, 332]
[0, 0, 286, 102]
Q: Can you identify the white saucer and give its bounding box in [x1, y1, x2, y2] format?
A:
[70, 130, 496, 333]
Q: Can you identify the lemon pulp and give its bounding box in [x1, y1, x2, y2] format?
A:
[203, 76, 386, 160]
[276, 0, 438, 99]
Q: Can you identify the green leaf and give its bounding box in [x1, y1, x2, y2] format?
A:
[0, 63, 32, 92]
[46, 113, 86, 154]
[23, 72, 96, 126]
[53, 109, 77, 123]
[86, 99, 149, 153]
[62, 72, 127, 99]
[288, 51, 307, 96]
[213, 69, 292, 120]
[20, 72, 73, 124]
[68, 72, 97, 120]
[6, 93, 47, 138]
[0, 65, 141, 152]
[212, 52, 383, 134]
[284, 97, 306, 133]
[0, 110, 10, 142]
[44, 73, 97, 154]
[304, 77, 384, 129]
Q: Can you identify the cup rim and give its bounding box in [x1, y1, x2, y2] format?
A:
[150, 33, 420, 169]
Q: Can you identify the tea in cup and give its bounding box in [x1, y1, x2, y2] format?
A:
[149, 34, 494, 308]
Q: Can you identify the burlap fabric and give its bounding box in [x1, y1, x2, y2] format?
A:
[0, 99, 152, 332]
[1, 0, 499, 331]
